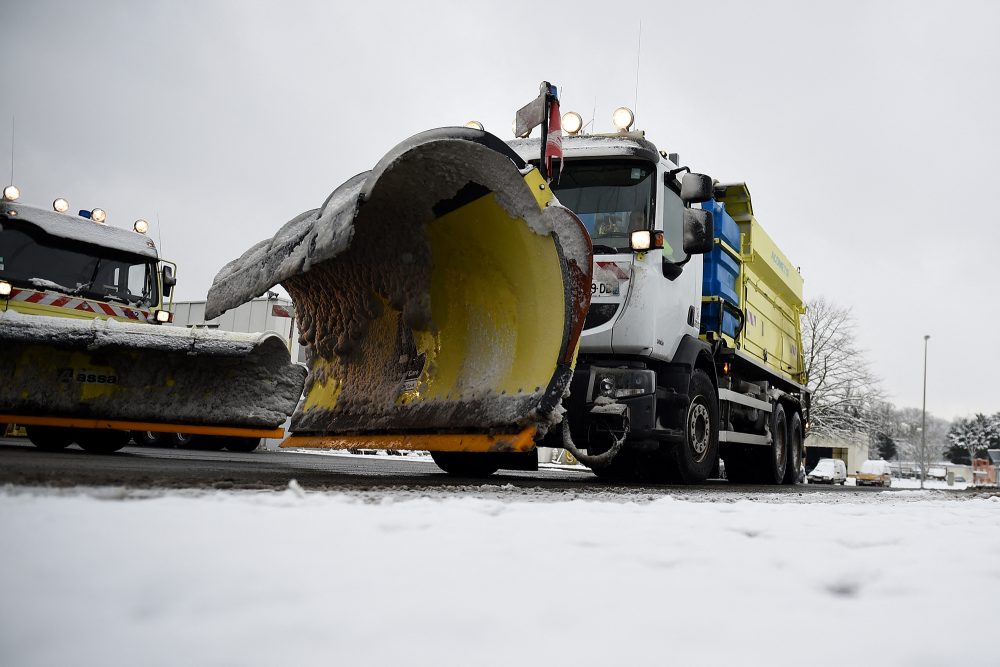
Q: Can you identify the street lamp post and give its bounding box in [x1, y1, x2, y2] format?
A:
[921, 334, 930, 490]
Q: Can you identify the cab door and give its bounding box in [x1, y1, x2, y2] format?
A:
[650, 164, 702, 363]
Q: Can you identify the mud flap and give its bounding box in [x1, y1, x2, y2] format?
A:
[206, 128, 592, 448]
[0, 310, 306, 428]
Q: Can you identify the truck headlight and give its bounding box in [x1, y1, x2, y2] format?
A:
[91, 208, 107, 223]
[134, 219, 149, 234]
[53, 198, 70, 212]
[154, 309, 172, 323]
[0, 280, 11, 297]
[629, 230, 665, 252]
[2, 185, 19, 201]
[591, 367, 655, 400]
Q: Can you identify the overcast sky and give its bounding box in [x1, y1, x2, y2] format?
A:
[3, 0, 998, 421]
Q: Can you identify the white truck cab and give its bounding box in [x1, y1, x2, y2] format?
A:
[510, 127, 808, 485]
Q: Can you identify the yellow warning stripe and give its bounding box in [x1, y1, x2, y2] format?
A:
[0, 414, 284, 438]
[281, 425, 537, 453]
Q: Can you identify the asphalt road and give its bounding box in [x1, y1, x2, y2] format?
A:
[0, 436, 953, 499]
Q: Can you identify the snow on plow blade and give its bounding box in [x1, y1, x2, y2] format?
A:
[206, 128, 591, 451]
[0, 310, 307, 430]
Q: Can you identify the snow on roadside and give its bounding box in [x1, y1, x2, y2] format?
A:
[0, 485, 997, 667]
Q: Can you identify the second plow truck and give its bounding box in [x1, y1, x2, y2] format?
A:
[0, 186, 306, 453]
[206, 83, 808, 484]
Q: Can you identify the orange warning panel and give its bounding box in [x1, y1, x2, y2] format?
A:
[281, 426, 537, 453]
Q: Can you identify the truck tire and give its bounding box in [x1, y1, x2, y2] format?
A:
[760, 403, 788, 484]
[169, 433, 218, 448]
[671, 369, 719, 484]
[222, 437, 262, 453]
[76, 429, 131, 454]
[431, 452, 501, 478]
[783, 411, 803, 485]
[132, 431, 165, 447]
[26, 426, 75, 451]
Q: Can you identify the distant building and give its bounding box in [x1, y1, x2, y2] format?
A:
[169, 296, 305, 363]
[972, 450, 1000, 487]
[805, 434, 870, 476]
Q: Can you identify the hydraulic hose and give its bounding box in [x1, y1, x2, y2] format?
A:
[560, 420, 627, 468]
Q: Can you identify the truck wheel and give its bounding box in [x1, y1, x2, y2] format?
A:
[431, 452, 501, 478]
[76, 429, 131, 454]
[132, 431, 165, 447]
[168, 433, 198, 447]
[782, 411, 803, 485]
[759, 403, 789, 484]
[672, 369, 719, 484]
[222, 437, 261, 453]
[26, 426, 75, 451]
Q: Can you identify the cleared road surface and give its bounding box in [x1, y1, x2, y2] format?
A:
[0, 436, 958, 498]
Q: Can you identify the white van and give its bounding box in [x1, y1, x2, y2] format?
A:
[807, 458, 847, 485]
[857, 460, 892, 487]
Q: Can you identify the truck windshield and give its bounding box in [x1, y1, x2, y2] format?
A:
[550, 160, 654, 253]
[0, 222, 159, 307]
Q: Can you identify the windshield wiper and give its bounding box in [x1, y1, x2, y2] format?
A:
[27, 278, 87, 295]
[102, 292, 131, 305]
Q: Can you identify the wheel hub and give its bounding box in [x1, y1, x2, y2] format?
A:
[688, 402, 710, 458]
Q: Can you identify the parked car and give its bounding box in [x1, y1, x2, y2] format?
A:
[807, 458, 847, 485]
[856, 460, 892, 487]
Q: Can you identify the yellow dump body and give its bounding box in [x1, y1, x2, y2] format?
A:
[715, 184, 806, 386]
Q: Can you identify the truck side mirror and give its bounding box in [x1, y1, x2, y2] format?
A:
[680, 173, 713, 204]
[683, 208, 714, 255]
[162, 265, 176, 298]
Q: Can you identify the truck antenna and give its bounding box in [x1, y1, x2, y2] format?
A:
[155, 210, 164, 257]
[8, 114, 13, 185]
[633, 21, 642, 126]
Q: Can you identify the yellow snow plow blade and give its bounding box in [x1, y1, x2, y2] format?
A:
[0, 310, 307, 429]
[207, 128, 591, 449]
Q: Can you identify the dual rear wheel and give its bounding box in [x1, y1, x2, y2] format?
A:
[723, 403, 804, 485]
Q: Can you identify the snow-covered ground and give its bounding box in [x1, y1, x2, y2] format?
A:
[1, 484, 998, 667]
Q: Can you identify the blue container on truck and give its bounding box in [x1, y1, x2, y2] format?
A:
[700, 200, 741, 338]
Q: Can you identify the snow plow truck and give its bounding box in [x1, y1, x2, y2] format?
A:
[205, 82, 809, 484]
[0, 186, 307, 453]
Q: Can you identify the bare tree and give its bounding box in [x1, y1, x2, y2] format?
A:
[802, 297, 885, 441]
[889, 406, 949, 472]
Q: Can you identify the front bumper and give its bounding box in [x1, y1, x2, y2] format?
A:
[547, 362, 675, 450]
